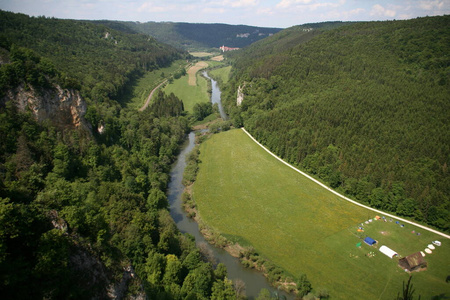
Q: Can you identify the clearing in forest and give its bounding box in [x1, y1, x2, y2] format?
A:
[188, 61, 208, 86]
[211, 55, 224, 61]
[190, 52, 213, 57]
[163, 67, 209, 112]
[192, 129, 450, 300]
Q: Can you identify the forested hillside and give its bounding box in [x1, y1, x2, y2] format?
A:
[118, 21, 282, 50]
[223, 16, 450, 232]
[0, 10, 186, 139]
[0, 11, 234, 298]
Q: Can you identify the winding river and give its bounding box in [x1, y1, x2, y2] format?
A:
[203, 71, 227, 120]
[167, 72, 291, 299]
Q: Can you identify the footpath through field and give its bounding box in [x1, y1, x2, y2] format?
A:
[139, 79, 167, 112]
[241, 128, 450, 240]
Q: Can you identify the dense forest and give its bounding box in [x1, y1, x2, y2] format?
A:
[114, 21, 282, 51]
[0, 11, 237, 299]
[223, 16, 450, 232]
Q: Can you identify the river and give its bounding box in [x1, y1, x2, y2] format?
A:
[203, 71, 227, 120]
[167, 72, 291, 299]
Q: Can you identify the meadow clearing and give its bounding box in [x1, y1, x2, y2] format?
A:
[209, 65, 232, 84]
[189, 52, 215, 57]
[192, 129, 450, 299]
[188, 61, 209, 86]
[164, 62, 209, 112]
[122, 59, 187, 110]
[211, 55, 224, 61]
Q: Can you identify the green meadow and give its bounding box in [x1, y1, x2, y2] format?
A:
[123, 59, 187, 110]
[209, 65, 232, 84]
[189, 52, 215, 57]
[163, 68, 209, 113]
[192, 129, 450, 299]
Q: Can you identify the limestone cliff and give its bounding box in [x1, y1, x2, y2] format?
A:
[2, 83, 91, 131]
[237, 83, 245, 106]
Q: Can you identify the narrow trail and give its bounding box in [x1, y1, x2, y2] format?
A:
[241, 127, 450, 240]
[138, 79, 167, 112]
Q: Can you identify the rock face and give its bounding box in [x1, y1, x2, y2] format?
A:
[237, 84, 245, 106]
[2, 83, 90, 131]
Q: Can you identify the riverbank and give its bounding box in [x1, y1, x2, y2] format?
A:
[181, 130, 299, 297]
[168, 131, 295, 299]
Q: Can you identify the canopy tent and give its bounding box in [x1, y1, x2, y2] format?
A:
[379, 245, 398, 258]
[364, 237, 376, 246]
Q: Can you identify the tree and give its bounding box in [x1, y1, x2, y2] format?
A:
[396, 276, 421, 300]
[214, 263, 227, 281]
[211, 278, 236, 300]
[256, 288, 273, 300]
[193, 102, 213, 121]
[296, 274, 312, 298]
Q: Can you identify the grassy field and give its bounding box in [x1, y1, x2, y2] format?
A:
[163, 68, 210, 113]
[209, 66, 232, 84]
[192, 129, 450, 299]
[188, 61, 209, 86]
[190, 52, 215, 57]
[206, 60, 227, 68]
[122, 59, 187, 110]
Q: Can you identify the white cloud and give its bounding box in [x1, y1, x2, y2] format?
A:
[257, 7, 275, 15]
[308, 0, 345, 11]
[202, 7, 227, 14]
[276, 0, 313, 9]
[137, 3, 177, 13]
[419, 0, 445, 10]
[370, 4, 396, 18]
[227, 0, 259, 7]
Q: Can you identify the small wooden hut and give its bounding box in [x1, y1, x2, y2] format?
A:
[398, 252, 427, 272]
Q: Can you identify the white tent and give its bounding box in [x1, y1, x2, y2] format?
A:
[379, 245, 398, 258]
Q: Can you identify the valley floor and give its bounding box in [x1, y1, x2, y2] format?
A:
[192, 129, 450, 299]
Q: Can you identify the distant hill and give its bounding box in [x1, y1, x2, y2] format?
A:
[107, 21, 283, 51]
[223, 16, 450, 231]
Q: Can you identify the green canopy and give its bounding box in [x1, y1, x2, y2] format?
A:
[356, 242, 362, 247]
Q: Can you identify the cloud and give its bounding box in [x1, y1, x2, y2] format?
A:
[276, 0, 347, 11]
[221, 0, 259, 8]
[276, 0, 313, 9]
[370, 4, 396, 18]
[256, 7, 275, 15]
[202, 7, 227, 14]
[137, 3, 177, 13]
[419, 0, 445, 10]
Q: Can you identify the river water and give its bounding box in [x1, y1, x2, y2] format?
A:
[203, 71, 227, 120]
[167, 72, 292, 299]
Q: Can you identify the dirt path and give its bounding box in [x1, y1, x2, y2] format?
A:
[241, 127, 450, 240]
[139, 79, 167, 112]
[188, 61, 208, 86]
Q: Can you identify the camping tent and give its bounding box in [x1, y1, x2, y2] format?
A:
[364, 237, 376, 246]
[379, 245, 398, 258]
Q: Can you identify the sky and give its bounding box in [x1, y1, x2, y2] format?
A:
[0, 0, 449, 28]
